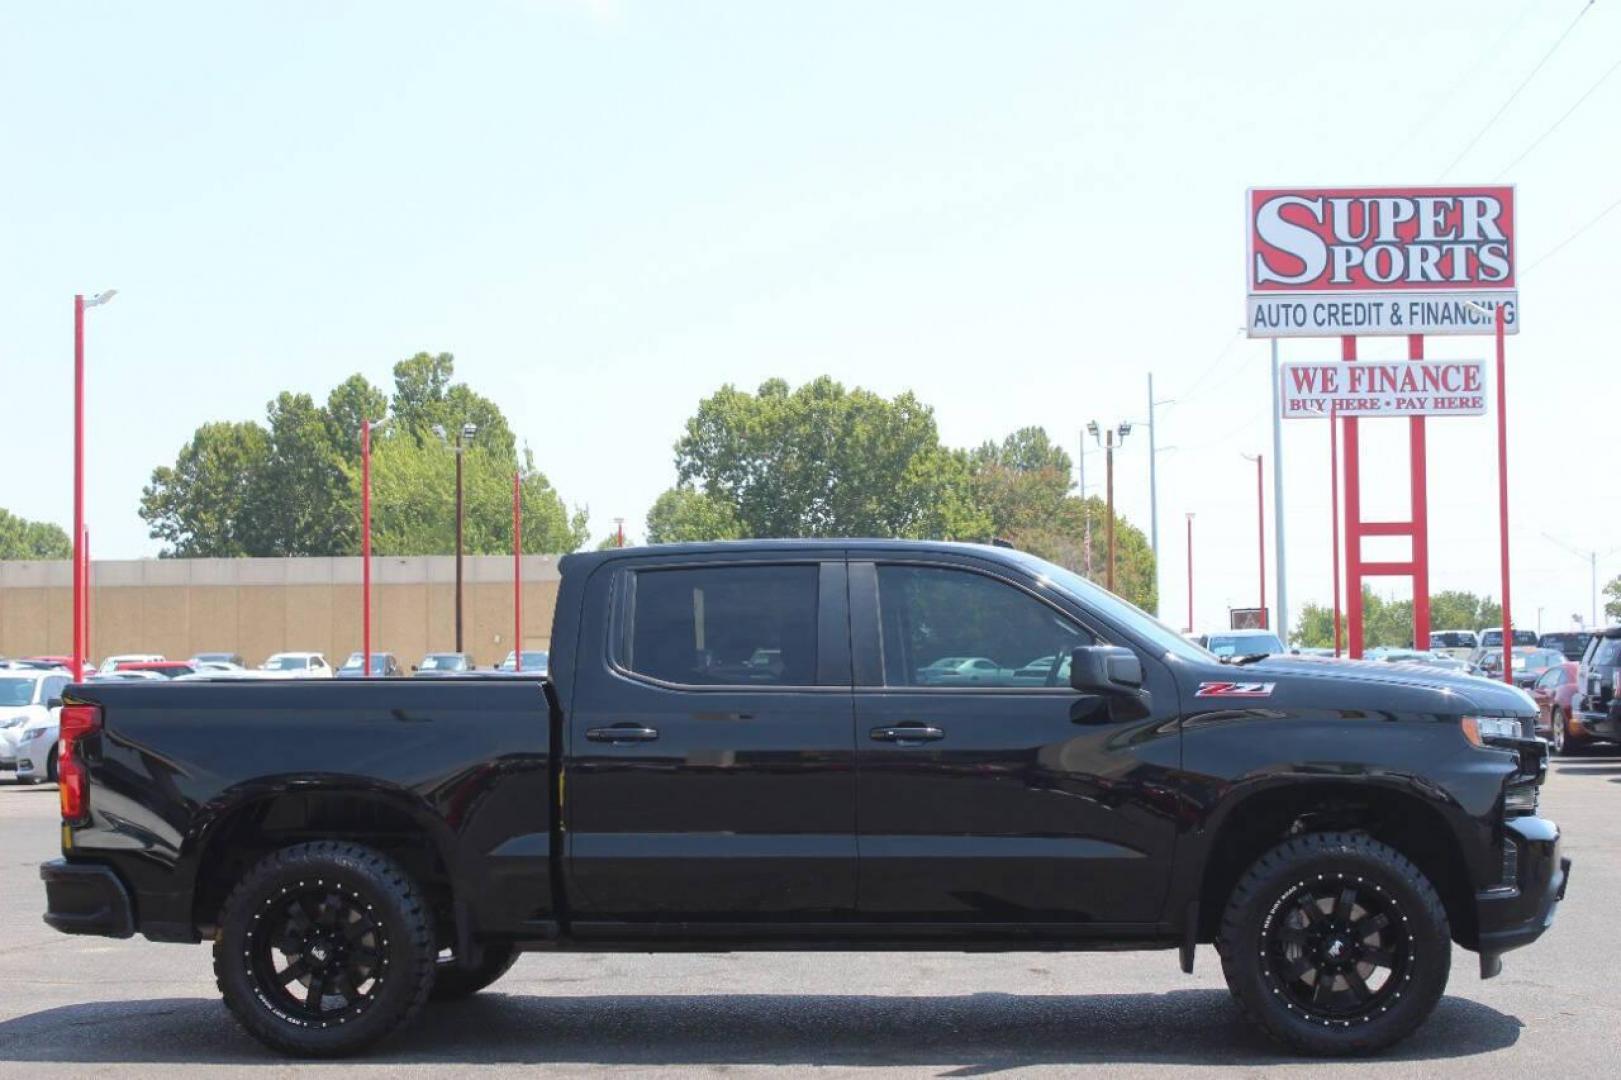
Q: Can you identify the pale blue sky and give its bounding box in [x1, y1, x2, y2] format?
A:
[4, 0, 1618, 634]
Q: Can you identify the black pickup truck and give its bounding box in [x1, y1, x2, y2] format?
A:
[41, 541, 1569, 1058]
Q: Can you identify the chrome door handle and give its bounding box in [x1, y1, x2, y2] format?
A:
[869, 725, 945, 743]
[586, 724, 660, 743]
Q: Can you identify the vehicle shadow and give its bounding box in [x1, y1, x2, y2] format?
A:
[0, 990, 1522, 1069]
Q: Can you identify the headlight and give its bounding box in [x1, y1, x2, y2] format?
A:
[1461, 716, 1526, 745]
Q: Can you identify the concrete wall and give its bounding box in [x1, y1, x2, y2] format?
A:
[0, 556, 562, 668]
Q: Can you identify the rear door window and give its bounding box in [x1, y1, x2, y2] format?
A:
[622, 564, 820, 686]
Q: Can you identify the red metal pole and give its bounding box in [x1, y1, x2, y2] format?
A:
[1494, 305, 1512, 683]
[1256, 453, 1266, 627]
[72, 295, 85, 683]
[1342, 335, 1363, 658]
[361, 420, 372, 679]
[1331, 400, 1342, 658]
[83, 527, 91, 666]
[1409, 334, 1431, 651]
[1185, 513, 1194, 633]
[513, 471, 523, 672]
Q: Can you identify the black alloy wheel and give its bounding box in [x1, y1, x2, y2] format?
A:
[248, 882, 390, 1026]
[1260, 873, 1414, 1026]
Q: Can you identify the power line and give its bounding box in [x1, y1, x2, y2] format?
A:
[1439, 0, 1596, 179]
[1522, 190, 1621, 274]
[1174, 327, 1246, 402]
[1495, 50, 1621, 177]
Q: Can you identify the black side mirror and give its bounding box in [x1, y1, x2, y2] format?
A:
[1069, 646, 1145, 694]
[46, 697, 63, 710]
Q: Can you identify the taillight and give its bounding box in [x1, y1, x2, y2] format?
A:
[58, 704, 101, 825]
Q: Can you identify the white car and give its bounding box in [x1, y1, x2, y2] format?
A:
[1199, 629, 1286, 659]
[97, 653, 165, 675]
[1, 669, 71, 782]
[253, 652, 334, 679]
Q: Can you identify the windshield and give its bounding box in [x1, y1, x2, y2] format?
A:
[263, 656, 309, 671]
[421, 654, 464, 670]
[1005, 550, 1213, 664]
[500, 651, 549, 670]
[0, 678, 38, 707]
[1206, 633, 1285, 658]
[1429, 631, 1475, 648]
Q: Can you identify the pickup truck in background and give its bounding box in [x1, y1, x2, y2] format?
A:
[40, 541, 1569, 1058]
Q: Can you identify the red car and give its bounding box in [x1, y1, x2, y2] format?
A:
[1530, 661, 1583, 754]
[115, 660, 198, 679]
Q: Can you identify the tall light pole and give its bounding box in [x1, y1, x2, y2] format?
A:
[434, 422, 479, 652]
[1466, 301, 1513, 683]
[360, 417, 389, 678]
[1185, 513, 1195, 633]
[513, 470, 523, 671]
[72, 290, 116, 683]
[1088, 421, 1132, 593]
[1268, 338, 1289, 645]
[1145, 375, 1174, 617]
[1241, 453, 1266, 627]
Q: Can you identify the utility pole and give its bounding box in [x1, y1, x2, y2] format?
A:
[1268, 338, 1288, 645]
[435, 421, 479, 653]
[1241, 453, 1266, 627]
[1185, 513, 1195, 633]
[1145, 374, 1173, 617]
[71, 290, 116, 683]
[1542, 533, 1618, 629]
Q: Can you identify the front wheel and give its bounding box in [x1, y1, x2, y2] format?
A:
[1549, 708, 1569, 755]
[213, 842, 437, 1057]
[1217, 831, 1451, 1056]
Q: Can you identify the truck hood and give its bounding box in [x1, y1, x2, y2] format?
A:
[1202, 654, 1536, 716]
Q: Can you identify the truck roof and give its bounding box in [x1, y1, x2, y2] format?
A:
[561, 538, 1014, 575]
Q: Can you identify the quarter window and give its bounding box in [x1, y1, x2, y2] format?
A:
[876, 565, 1094, 688]
[625, 565, 820, 686]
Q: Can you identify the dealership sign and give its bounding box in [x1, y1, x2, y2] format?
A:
[1279, 359, 1486, 419]
[1247, 186, 1517, 337]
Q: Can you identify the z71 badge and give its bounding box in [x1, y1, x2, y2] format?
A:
[1195, 681, 1277, 698]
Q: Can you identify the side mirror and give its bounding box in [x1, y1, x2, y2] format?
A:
[46, 696, 63, 710]
[1069, 646, 1145, 694]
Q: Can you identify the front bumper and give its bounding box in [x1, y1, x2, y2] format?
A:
[1474, 816, 1568, 977]
[1574, 698, 1620, 740]
[40, 859, 135, 938]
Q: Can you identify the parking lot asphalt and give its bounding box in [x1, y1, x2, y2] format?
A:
[2, 752, 1617, 1079]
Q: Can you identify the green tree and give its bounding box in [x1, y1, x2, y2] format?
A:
[1008, 495, 1157, 613]
[140, 355, 586, 557]
[1605, 575, 1621, 621]
[674, 377, 988, 540]
[1290, 601, 1343, 648]
[967, 426, 1074, 537]
[139, 421, 272, 556]
[645, 486, 743, 544]
[0, 508, 72, 559]
[1429, 590, 1501, 634]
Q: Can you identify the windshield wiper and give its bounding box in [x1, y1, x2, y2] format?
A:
[1222, 652, 1272, 665]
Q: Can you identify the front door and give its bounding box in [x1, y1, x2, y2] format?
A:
[850, 557, 1180, 926]
[566, 555, 856, 924]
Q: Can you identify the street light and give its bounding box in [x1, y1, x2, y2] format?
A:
[72, 290, 117, 683]
[1465, 299, 1513, 684]
[434, 422, 479, 651]
[1088, 421, 1132, 592]
[360, 417, 390, 678]
[1185, 512, 1195, 633]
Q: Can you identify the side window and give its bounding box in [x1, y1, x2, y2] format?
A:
[876, 565, 1094, 688]
[624, 564, 819, 686]
[1534, 669, 1556, 690]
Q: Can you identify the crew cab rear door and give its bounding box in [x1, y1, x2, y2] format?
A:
[848, 553, 1180, 926]
[564, 551, 856, 925]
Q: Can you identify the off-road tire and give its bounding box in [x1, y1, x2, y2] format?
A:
[430, 943, 520, 1001]
[213, 841, 436, 1057]
[1216, 831, 1451, 1056]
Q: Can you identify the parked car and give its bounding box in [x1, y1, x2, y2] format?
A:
[1202, 628, 1285, 659]
[1510, 648, 1566, 690]
[96, 653, 164, 675]
[115, 660, 198, 679]
[916, 656, 1010, 684]
[496, 650, 549, 674]
[414, 652, 476, 676]
[190, 651, 245, 668]
[1530, 661, 1584, 755]
[22, 656, 75, 670]
[1573, 627, 1621, 747]
[1468, 629, 1539, 672]
[43, 540, 1568, 1059]
[254, 653, 334, 678]
[0, 669, 70, 779]
[336, 652, 402, 679]
[1473, 645, 1541, 681]
[1538, 632, 1591, 663]
[1427, 630, 1478, 661]
[1366, 647, 1466, 672]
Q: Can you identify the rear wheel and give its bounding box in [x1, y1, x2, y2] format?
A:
[430, 943, 520, 1001]
[213, 841, 436, 1057]
[1217, 831, 1450, 1056]
[45, 746, 58, 783]
[1549, 708, 1569, 755]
